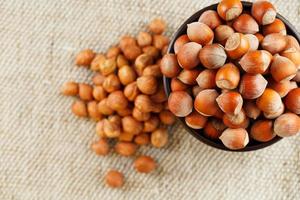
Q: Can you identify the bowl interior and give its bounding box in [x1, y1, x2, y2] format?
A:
[164, 1, 300, 151]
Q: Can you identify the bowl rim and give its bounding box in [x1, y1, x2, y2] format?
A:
[163, 1, 300, 152]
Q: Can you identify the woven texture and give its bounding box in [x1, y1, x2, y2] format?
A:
[0, 0, 300, 199]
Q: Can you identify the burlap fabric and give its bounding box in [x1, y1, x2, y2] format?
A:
[1, 0, 300, 199]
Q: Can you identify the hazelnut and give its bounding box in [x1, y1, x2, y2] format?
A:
[160, 54, 181, 78]
[97, 98, 114, 115]
[150, 86, 167, 103]
[270, 54, 297, 82]
[174, 34, 190, 54]
[124, 82, 140, 101]
[199, 44, 227, 69]
[239, 50, 272, 74]
[170, 78, 188, 92]
[243, 101, 261, 120]
[204, 119, 226, 140]
[268, 79, 297, 98]
[137, 31, 152, 47]
[219, 128, 249, 150]
[96, 120, 105, 138]
[223, 110, 249, 129]
[217, 0, 243, 21]
[263, 18, 286, 35]
[115, 142, 137, 156]
[185, 111, 207, 129]
[142, 46, 160, 59]
[71, 100, 88, 117]
[143, 64, 162, 77]
[250, 120, 275, 142]
[168, 91, 193, 117]
[61, 81, 78, 96]
[135, 94, 154, 113]
[75, 49, 95, 66]
[103, 117, 121, 138]
[99, 58, 117, 76]
[102, 74, 121, 93]
[216, 63, 240, 90]
[122, 116, 143, 135]
[90, 54, 105, 71]
[78, 83, 93, 101]
[187, 22, 214, 45]
[118, 132, 134, 142]
[192, 86, 203, 97]
[92, 73, 105, 86]
[119, 35, 137, 51]
[92, 86, 107, 101]
[151, 103, 164, 113]
[251, 0, 276, 25]
[274, 113, 300, 137]
[149, 18, 166, 34]
[134, 155, 156, 173]
[214, 25, 234, 45]
[123, 45, 142, 61]
[263, 102, 284, 119]
[107, 91, 128, 111]
[135, 53, 153, 75]
[134, 133, 150, 145]
[143, 116, 160, 132]
[132, 107, 151, 122]
[105, 170, 124, 188]
[87, 101, 103, 121]
[194, 89, 219, 116]
[118, 65, 137, 85]
[261, 33, 287, 54]
[159, 110, 175, 125]
[256, 88, 283, 114]
[232, 14, 259, 34]
[255, 33, 264, 44]
[106, 46, 120, 59]
[153, 35, 169, 50]
[284, 88, 300, 114]
[116, 54, 129, 68]
[91, 138, 109, 156]
[285, 36, 300, 51]
[151, 128, 168, 148]
[196, 69, 217, 89]
[216, 91, 243, 115]
[245, 34, 259, 51]
[177, 69, 201, 85]
[116, 107, 133, 117]
[239, 74, 268, 99]
[136, 75, 158, 95]
[281, 48, 300, 69]
[198, 10, 222, 29]
[225, 33, 250, 59]
[177, 42, 202, 69]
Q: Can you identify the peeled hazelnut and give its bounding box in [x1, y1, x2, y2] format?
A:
[136, 75, 158, 95]
[185, 111, 207, 129]
[102, 74, 121, 93]
[92, 73, 105, 86]
[217, 0, 242, 21]
[132, 107, 151, 122]
[91, 138, 109, 156]
[61, 81, 78, 96]
[98, 98, 114, 115]
[135, 53, 153, 75]
[119, 35, 137, 51]
[116, 107, 132, 117]
[194, 89, 219, 116]
[151, 128, 168, 148]
[72, 100, 88, 117]
[90, 54, 105, 71]
[239, 74, 268, 99]
[263, 102, 284, 119]
[153, 35, 169, 50]
[134, 155, 156, 173]
[274, 113, 300, 137]
[254, 33, 264, 43]
[177, 42, 202, 69]
[142, 46, 160, 59]
[99, 58, 117, 76]
[281, 48, 300, 69]
[192, 86, 203, 97]
[92, 86, 107, 101]
[159, 110, 176, 125]
[268, 79, 297, 98]
[106, 46, 120, 59]
[116, 54, 129, 68]
[174, 34, 190, 54]
[187, 22, 214, 45]
[196, 69, 217, 89]
[270, 54, 297, 82]
[243, 101, 261, 120]
[118, 131, 134, 142]
[285, 36, 300, 51]
[107, 91, 128, 111]
[160, 54, 181, 78]
[214, 25, 235, 45]
[122, 116, 143, 135]
[103, 118, 121, 138]
[96, 120, 105, 138]
[177, 69, 201, 85]
[198, 10, 222, 29]
[239, 50, 272, 74]
[143, 64, 162, 77]
[87, 101, 103, 121]
[251, 0, 276, 25]
[219, 128, 249, 150]
[118, 65, 137, 85]
[134, 133, 150, 145]
[216, 91, 243, 115]
[75, 49, 95, 66]
[170, 78, 188, 92]
[105, 170, 124, 188]
[115, 142, 137, 156]
[135, 94, 154, 113]
[123, 45, 142, 61]
[168, 91, 193, 117]
[216, 63, 240, 90]
[143, 116, 159, 132]
[149, 18, 166, 34]
[199, 44, 227, 69]
[78, 83, 93, 101]
[225, 33, 250, 59]
[137, 31, 152, 47]
[284, 88, 300, 114]
[245, 34, 259, 51]
[151, 103, 164, 113]
[124, 82, 140, 101]
[261, 33, 287, 54]
[204, 119, 226, 140]
[263, 18, 286, 35]
[250, 120, 275, 142]
[233, 14, 259, 34]
[256, 88, 282, 114]
[150, 86, 167, 103]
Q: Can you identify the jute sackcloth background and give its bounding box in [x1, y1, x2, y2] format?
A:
[0, 0, 300, 199]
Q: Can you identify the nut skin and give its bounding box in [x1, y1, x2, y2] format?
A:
[107, 91, 128, 111]
[97, 98, 114, 115]
[87, 101, 103, 121]
[132, 107, 151, 122]
[119, 35, 137, 51]
[61, 81, 78, 96]
[185, 111, 207, 129]
[217, 0, 243, 21]
[143, 116, 160, 132]
[256, 88, 283, 114]
[92, 73, 106, 86]
[123, 45, 142, 61]
[116, 107, 132, 117]
[72, 100, 88, 117]
[116, 54, 129, 68]
[99, 58, 117, 76]
[75, 49, 95, 66]
[106, 46, 120, 59]
[105, 170, 124, 188]
[214, 25, 235, 46]
[239, 74, 268, 99]
[239, 50, 272, 74]
[177, 42, 202, 69]
[233, 14, 259, 34]
[121, 116, 143, 135]
[151, 128, 168, 148]
[115, 142, 137, 156]
[194, 89, 219, 117]
[225, 33, 250, 59]
[137, 31, 152, 47]
[96, 120, 105, 138]
[187, 22, 214, 46]
[274, 113, 300, 137]
[135, 95, 154, 113]
[251, 0, 276, 25]
[103, 117, 121, 138]
[196, 69, 217, 89]
[250, 120, 275, 142]
[142, 46, 160, 59]
[153, 35, 169, 50]
[263, 19, 286, 36]
[92, 86, 107, 101]
[174, 34, 190, 54]
[243, 101, 261, 120]
[159, 110, 176, 125]
[177, 69, 201, 85]
[135, 53, 153, 75]
[78, 83, 93, 101]
[118, 65, 137, 85]
[168, 91, 193, 117]
[136, 75, 158, 95]
[199, 44, 227, 69]
[134, 155, 156, 173]
[284, 88, 300, 114]
[143, 64, 162, 77]
[103, 74, 121, 93]
[118, 132, 135, 142]
[160, 54, 181, 78]
[216, 91, 243, 115]
[170, 78, 188, 92]
[149, 18, 166, 34]
[216, 63, 240, 90]
[261, 33, 287, 54]
[150, 86, 167, 103]
[91, 138, 109, 156]
[219, 128, 249, 150]
[124, 82, 140, 101]
[198, 10, 222, 30]
[270, 55, 297, 82]
[134, 133, 150, 145]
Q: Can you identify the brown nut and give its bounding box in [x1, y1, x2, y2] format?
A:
[285, 36, 300, 51]
[251, 0, 276, 25]
[118, 65, 137, 85]
[177, 69, 201, 85]
[225, 33, 250, 59]
[135, 53, 153, 75]
[216, 63, 240, 90]
[198, 10, 222, 30]
[204, 119, 226, 140]
[119, 131, 134, 142]
[105, 170, 124, 188]
[97, 98, 114, 115]
[261, 33, 287, 54]
[219, 128, 249, 150]
[217, 0, 243, 21]
[194, 89, 219, 116]
[263, 102, 284, 119]
[243, 101, 261, 120]
[196, 69, 217, 89]
[216, 91, 243, 115]
[232, 14, 259, 34]
[87, 101, 103, 121]
[119, 35, 137, 51]
[274, 113, 300, 137]
[116, 107, 132, 117]
[136, 75, 158, 95]
[268, 79, 297, 98]
[134, 133, 150, 145]
[135, 94, 154, 113]
[284, 88, 300, 114]
[185, 111, 207, 129]
[143, 64, 162, 77]
[148, 18, 166, 34]
[92, 86, 107, 101]
[170, 78, 188, 92]
[159, 110, 176, 125]
[142, 46, 160, 59]
[160, 54, 181, 78]
[72, 100, 88, 117]
[281, 48, 300, 69]
[137, 31, 152, 47]
[177, 42, 202, 69]
[134, 155, 156, 173]
[115, 142, 137, 156]
[187, 22, 214, 46]
[239, 50, 272, 74]
[151, 128, 168, 148]
[199, 44, 227, 69]
[222, 109, 248, 128]
[92, 73, 105, 86]
[122, 116, 143, 135]
[245, 34, 259, 51]
[78, 83, 93, 101]
[116, 54, 129, 68]
[263, 18, 286, 36]
[103, 117, 121, 138]
[214, 25, 235, 45]
[143, 116, 160, 132]
[150, 86, 167, 103]
[91, 138, 109, 156]
[174, 34, 190, 54]
[168, 91, 193, 117]
[256, 88, 282, 114]
[107, 91, 128, 111]
[124, 82, 140, 101]
[75, 49, 95, 66]
[123, 45, 142, 61]
[153, 35, 169, 50]
[270, 54, 297, 82]
[61, 81, 78, 96]
[106, 46, 120, 59]
[90, 55, 104, 71]
[250, 120, 275, 142]
[132, 107, 151, 122]
[239, 74, 268, 99]
[102, 74, 121, 93]
[96, 120, 105, 138]
[99, 58, 117, 76]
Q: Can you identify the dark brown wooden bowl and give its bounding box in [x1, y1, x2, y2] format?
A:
[163, 1, 300, 151]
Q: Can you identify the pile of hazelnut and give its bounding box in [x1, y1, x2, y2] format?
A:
[61, 18, 175, 188]
[162, 0, 300, 150]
